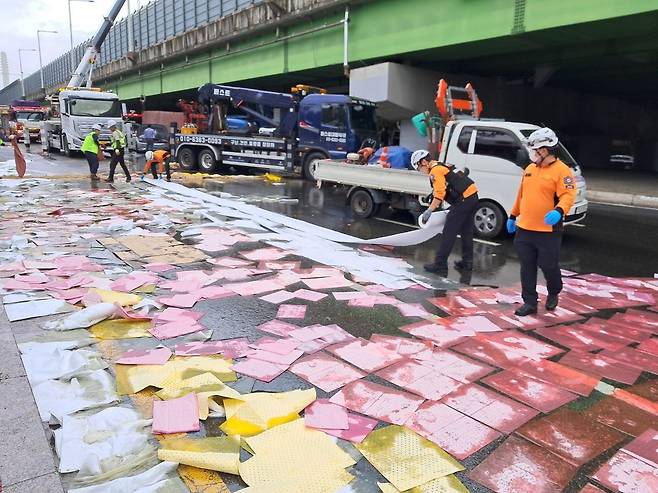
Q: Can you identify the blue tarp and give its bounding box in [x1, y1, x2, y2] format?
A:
[368, 146, 413, 170]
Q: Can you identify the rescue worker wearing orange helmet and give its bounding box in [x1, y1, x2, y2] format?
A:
[507, 127, 577, 316]
[411, 149, 479, 277]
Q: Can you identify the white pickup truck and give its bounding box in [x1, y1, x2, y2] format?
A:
[313, 120, 588, 239]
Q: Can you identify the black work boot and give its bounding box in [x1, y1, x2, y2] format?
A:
[424, 263, 448, 277]
[454, 260, 473, 271]
[515, 304, 538, 317]
[546, 294, 559, 311]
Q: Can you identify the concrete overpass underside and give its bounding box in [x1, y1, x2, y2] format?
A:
[95, 0, 658, 169]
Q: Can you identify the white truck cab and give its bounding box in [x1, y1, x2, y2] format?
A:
[44, 89, 123, 156]
[439, 120, 588, 237]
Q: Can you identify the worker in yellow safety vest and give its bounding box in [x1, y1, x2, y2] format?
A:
[105, 119, 131, 183]
[81, 124, 102, 181]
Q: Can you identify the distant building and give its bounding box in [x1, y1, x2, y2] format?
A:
[0, 52, 8, 89]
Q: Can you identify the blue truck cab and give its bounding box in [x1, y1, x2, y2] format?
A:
[174, 84, 378, 179]
[298, 94, 377, 160]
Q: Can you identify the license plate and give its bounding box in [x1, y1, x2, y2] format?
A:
[575, 205, 587, 214]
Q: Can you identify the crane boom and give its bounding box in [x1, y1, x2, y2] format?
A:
[67, 0, 128, 89]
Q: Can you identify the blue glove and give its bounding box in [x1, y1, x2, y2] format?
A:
[544, 209, 562, 226]
[421, 209, 433, 224]
[506, 218, 516, 234]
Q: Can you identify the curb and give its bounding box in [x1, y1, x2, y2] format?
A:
[586, 190, 658, 209]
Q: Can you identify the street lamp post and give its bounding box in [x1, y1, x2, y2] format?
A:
[18, 48, 37, 98]
[67, 0, 95, 76]
[37, 30, 58, 93]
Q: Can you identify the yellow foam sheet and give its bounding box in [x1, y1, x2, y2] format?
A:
[239, 419, 355, 493]
[356, 425, 463, 492]
[90, 288, 142, 306]
[378, 475, 469, 493]
[156, 372, 242, 420]
[157, 436, 240, 475]
[115, 356, 235, 395]
[89, 319, 152, 339]
[221, 388, 316, 436]
[177, 464, 229, 493]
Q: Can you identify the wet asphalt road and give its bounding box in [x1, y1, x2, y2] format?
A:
[198, 175, 658, 285]
[5, 148, 658, 493]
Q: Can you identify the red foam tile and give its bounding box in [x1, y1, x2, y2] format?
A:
[426, 294, 487, 316]
[534, 325, 599, 352]
[600, 347, 658, 375]
[442, 383, 539, 434]
[479, 330, 565, 360]
[468, 435, 577, 493]
[591, 449, 658, 493]
[626, 380, 658, 402]
[329, 379, 424, 425]
[579, 317, 653, 343]
[375, 361, 463, 401]
[326, 338, 404, 373]
[516, 407, 626, 467]
[288, 352, 365, 392]
[451, 337, 528, 369]
[637, 338, 658, 357]
[399, 320, 469, 347]
[623, 428, 658, 468]
[578, 483, 606, 493]
[559, 351, 642, 385]
[412, 348, 495, 383]
[515, 359, 599, 396]
[481, 369, 578, 413]
[562, 323, 635, 350]
[585, 397, 658, 437]
[369, 334, 431, 356]
[405, 401, 501, 459]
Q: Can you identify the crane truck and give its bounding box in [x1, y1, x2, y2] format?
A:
[43, 0, 127, 156]
[173, 83, 378, 179]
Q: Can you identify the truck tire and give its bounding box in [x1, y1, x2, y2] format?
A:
[198, 149, 219, 173]
[302, 152, 325, 181]
[177, 147, 197, 171]
[62, 136, 74, 158]
[473, 200, 505, 239]
[350, 189, 378, 218]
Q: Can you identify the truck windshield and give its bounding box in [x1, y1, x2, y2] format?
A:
[520, 129, 578, 168]
[16, 111, 44, 121]
[69, 98, 121, 118]
[349, 104, 377, 131]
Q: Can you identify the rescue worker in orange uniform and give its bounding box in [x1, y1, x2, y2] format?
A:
[411, 150, 479, 277]
[141, 150, 173, 182]
[507, 128, 577, 316]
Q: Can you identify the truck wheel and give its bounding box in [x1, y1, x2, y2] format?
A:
[350, 189, 378, 218]
[178, 147, 197, 171]
[474, 200, 505, 239]
[62, 136, 73, 157]
[198, 149, 219, 173]
[302, 152, 325, 181]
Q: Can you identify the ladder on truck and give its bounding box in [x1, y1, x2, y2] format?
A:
[414, 79, 483, 156]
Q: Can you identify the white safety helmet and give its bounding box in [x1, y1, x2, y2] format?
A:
[91, 124, 102, 131]
[107, 119, 118, 128]
[410, 149, 431, 170]
[525, 127, 558, 150]
[145, 151, 154, 160]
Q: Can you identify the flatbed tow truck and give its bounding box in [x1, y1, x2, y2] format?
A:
[173, 83, 378, 180]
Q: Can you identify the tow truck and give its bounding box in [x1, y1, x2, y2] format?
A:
[43, 0, 127, 156]
[313, 79, 588, 239]
[9, 100, 48, 143]
[173, 83, 378, 179]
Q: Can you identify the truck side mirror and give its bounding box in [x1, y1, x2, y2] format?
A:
[515, 148, 529, 167]
[122, 103, 127, 117]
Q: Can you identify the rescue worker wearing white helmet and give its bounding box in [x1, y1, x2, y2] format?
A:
[105, 119, 131, 183]
[80, 123, 102, 181]
[141, 150, 173, 182]
[507, 127, 577, 316]
[411, 149, 479, 277]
